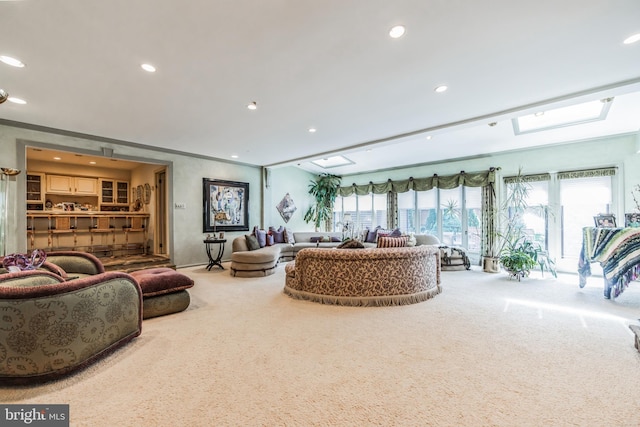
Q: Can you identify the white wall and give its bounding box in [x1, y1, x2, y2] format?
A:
[264, 166, 317, 231]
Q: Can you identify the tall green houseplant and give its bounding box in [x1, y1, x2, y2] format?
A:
[499, 168, 556, 280]
[304, 173, 342, 232]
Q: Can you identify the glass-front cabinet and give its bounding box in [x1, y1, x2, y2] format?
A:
[99, 179, 129, 210]
[26, 172, 45, 210]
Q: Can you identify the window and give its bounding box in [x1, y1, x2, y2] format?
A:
[504, 178, 550, 251]
[417, 190, 437, 236]
[560, 174, 612, 258]
[335, 193, 387, 233]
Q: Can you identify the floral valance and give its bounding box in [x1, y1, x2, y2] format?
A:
[557, 167, 616, 180]
[338, 168, 498, 196]
[503, 173, 550, 184]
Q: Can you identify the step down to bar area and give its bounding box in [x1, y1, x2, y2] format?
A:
[100, 254, 176, 273]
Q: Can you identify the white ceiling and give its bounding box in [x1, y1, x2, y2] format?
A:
[1, 0, 639, 176]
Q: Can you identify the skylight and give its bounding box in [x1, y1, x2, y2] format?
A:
[311, 155, 354, 169]
[512, 98, 613, 135]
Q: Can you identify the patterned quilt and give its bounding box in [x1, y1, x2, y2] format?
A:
[578, 226, 640, 298]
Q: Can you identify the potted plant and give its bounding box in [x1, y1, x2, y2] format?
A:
[303, 173, 342, 232]
[497, 168, 557, 279]
[499, 236, 556, 280]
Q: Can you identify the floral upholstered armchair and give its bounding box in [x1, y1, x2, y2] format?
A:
[0, 268, 142, 384]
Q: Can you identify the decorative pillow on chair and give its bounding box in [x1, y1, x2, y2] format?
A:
[245, 234, 261, 251]
[377, 236, 409, 248]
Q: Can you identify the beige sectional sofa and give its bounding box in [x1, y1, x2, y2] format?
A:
[229, 229, 468, 277]
[231, 231, 375, 277]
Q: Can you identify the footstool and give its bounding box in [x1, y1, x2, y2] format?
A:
[130, 268, 194, 319]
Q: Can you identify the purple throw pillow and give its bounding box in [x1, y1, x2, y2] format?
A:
[253, 226, 267, 248]
[269, 226, 286, 243]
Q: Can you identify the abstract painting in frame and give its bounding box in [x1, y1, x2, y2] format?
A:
[203, 178, 249, 232]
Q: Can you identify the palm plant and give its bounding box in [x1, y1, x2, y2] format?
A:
[303, 173, 342, 232]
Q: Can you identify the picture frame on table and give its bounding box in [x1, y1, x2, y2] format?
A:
[203, 178, 249, 232]
[624, 213, 640, 228]
[594, 214, 616, 228]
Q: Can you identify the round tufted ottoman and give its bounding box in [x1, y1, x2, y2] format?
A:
[130, 267, 194, 319]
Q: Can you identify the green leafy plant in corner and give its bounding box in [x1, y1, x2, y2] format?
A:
[497, 167, 557, 280]
[303, 173, 342, 232]
[500, 236, 556, 281]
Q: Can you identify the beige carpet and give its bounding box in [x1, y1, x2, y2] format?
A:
[2, 263, 640, 426]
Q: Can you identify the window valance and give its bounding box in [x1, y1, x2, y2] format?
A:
[503, 173, 550, 184]
[557, 167, 616, 180]
[338, 168, 498, 196]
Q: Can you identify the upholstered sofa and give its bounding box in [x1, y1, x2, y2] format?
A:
[284, 245, 441, 306]
[0, 269, 142, 384]
[230, 231, 377, 277]
[230, 229, 468, 277]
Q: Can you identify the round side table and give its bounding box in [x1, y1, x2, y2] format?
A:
[204, 239, 227, 270]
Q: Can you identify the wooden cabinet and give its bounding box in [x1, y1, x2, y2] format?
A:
[26, 173, 45, 210]
[75, 177, 99, 195]
[99, 179, 129, 208]
[46, 175, 98, 195]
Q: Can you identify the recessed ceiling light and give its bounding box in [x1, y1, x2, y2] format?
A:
[141, 63, 156, 72]
[434, 85, 448, 93]
[53, 157, 61, 160]
[247, 101, 257, 110]
[231, 155, 239, 159]
[534, 111, 544, 117]
[8, 97, 26, 104]
[308, 127, 317, 133]
[425, 135, 432, 140]
[0, 55, 25, 68]
[623, 33, 640, 44]
[89, 161, 97, 165]
[389, 25, 406, 38]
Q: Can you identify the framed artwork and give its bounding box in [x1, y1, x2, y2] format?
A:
[276, 193, 297, 223]
[203, 178, 249, 232]
[625, 213, 640, 228]
[594, 214, 616, 228]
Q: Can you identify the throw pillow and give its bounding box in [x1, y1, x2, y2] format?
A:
[337, 239, 365, 249]
[245, 234, 260, 251]
[309, 236, 322, 243]
[330, 236, 341, 242]
[365, 226, 381, 243]
[265, 233, 275, 246]
[269, 226, 286, 243]
[284, 228, 295, 244]
[377, 236, 409, 248]
[253, 226, 267, 247]
[376, 228, 402, 240]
